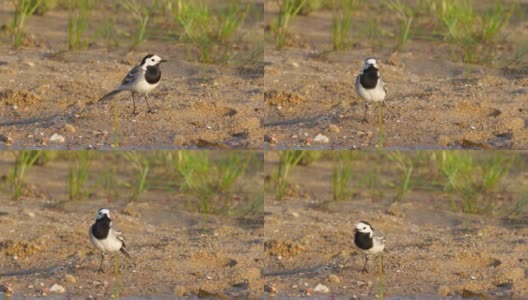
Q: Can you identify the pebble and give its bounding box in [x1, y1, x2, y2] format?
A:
[23, 210, 35, 218]
[264, 284, 278, 294]
[64, 274, 76, 283]
[63, 124, 76, 133]
[264, 134, 277, 144]
[314, 134, 330, 143]
[0, 285, 13, 294]
[49, 284, 65, 293]
[0, 134, 13, 144]
[49, 133, 65, 143]
[328, 124, 341, 133]
[328, 274, 341, 283]
[313, 283, 330, 293]
[173, 135, 186, 146]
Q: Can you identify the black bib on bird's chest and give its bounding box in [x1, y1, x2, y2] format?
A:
[145, 65, 161, 84]
[359, 66, 379, 89]
[354, 231, 373, 250]
[92, 216, 111, 239]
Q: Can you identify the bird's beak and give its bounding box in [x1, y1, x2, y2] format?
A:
[160, 59, 168, 63]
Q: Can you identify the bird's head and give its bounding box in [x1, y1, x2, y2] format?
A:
[363, 58, 378, 70]
[140, 54, 167, 69]
[355, 221, 374, 237]
[96, 208, 110, 220]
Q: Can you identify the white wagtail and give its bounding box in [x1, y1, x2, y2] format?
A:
[98, 54, 167, 115]
[89, 208, 131, 273]
[353, 221, 386, 273]
[355, 58, 387, 123]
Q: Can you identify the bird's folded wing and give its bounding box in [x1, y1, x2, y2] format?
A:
[121, 65, 140, 86]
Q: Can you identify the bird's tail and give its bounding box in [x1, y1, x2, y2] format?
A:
[98, 89, 123, 102]
[120, 246, 132, 259]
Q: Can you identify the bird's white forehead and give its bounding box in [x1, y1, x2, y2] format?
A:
[355, 222, 371, 230]
[364, 58, 378, 69]
[97, 208, 110, 217]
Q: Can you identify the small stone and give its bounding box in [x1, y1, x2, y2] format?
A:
[173, 135, 186, 146]
[264, 284, 277, 294]
[64, 274, 76, 283]
[305, 288, 313, 296]
[0, 285, 13, 294]
[0, 134, 13, 144]
[328, 124, 340, 133]
[303, 137, 313, 145]
[63, 124, 76, 133]
[173, 286, 186, 296]
[328, 274, 341, 283]
[24, 210, 35, 218]
[289, 211, 300, 218]
[49, 283, 65, 293]
[49, 133, 65, 143]
[264, 134, 277, 144]
[314, 134, 330, 143]
[314, 283, 329, 293]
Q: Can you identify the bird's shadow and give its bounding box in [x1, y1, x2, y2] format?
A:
[0, 114, 62, 127]
[0, 265, 61, 277]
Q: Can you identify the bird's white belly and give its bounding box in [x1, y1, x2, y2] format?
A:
[366, 243, 385, 254]
[89, 228, 122, 253]
[133, 80, 158, 95]
[355, 77, 386, 103]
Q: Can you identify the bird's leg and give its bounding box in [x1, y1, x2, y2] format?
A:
[380, 254, 384, 274]
[98, 253, 106, 273]
[378, 101, 384, 126]
[362, 103, 369, 123]
[144, 95, 153, 114]
[132, 93, 138, 115]
[361, 254, 369, 273]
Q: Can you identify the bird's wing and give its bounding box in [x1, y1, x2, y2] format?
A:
[112, 228, 126, 243]
[373, 231, 386, 244]
[381, 78, 387, 94]
[120, 65, 141, 87]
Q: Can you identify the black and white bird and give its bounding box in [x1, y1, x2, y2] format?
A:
[353, 221, 386, 273]
[355, 58, 386, 123]
[98, 54, 167, 115]
[89, 208, 131, 273]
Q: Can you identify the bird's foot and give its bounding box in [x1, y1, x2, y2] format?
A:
[147, 109, 155, 114]
[361, 118, 369, 124]
[361, 268, 368, 274]
[97, 268, 105, 274]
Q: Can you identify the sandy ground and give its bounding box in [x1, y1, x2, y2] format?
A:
[263, 155, 528, 298]
[0, 2, 263, 150]
[263, 2, 528, 150]
[0, 157, 264, 298]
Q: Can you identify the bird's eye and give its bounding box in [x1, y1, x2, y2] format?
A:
[363, 227, 366, 230]
[151, 58, 155, 62]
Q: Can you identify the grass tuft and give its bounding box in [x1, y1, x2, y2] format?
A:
[68, 0, 88, 50]
[10, 151, 41, 200]
[273, 0, 306, 49]
[332, 0, 360, 50]
[11, 0, 42, 49]
[174, 0, 250, 63]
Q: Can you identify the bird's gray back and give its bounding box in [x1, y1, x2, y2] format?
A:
[120, 65, 143, 89]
